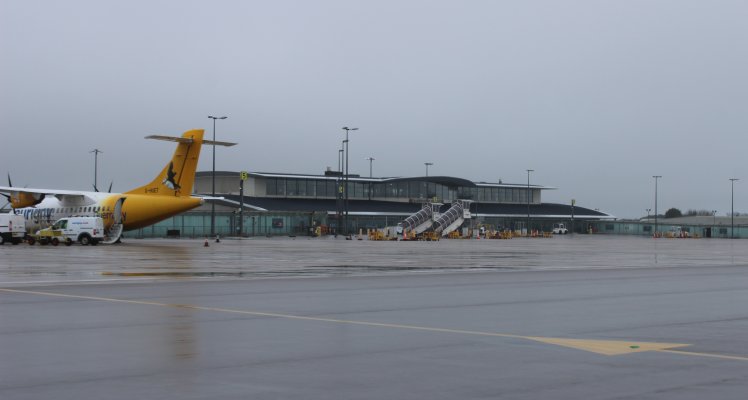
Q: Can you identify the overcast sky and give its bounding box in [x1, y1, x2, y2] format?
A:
[1, 0, 746, 218]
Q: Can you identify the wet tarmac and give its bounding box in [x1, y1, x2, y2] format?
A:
[1, 236, 748, 399]
[0, 235, 747, 284]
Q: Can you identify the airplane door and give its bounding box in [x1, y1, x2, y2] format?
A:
[114, 198, 126, 224]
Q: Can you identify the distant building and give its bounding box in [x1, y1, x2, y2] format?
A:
[123, 170, 613, 238]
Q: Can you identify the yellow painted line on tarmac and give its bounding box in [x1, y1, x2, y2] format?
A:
[1, 287, 744, 362]
[656, 349, 748, 362]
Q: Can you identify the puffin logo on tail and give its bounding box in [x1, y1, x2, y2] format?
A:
[162, 162, 181, 191]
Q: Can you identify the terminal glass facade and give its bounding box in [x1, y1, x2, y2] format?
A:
[262, 176, 539, 205]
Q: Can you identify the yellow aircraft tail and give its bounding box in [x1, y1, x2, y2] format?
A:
[125, 129, 204, 197]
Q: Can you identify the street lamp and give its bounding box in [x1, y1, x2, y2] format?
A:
[337, 146, 344, 233]
[208, 115, 228, 237]
[646, 208, 651, 219]
[342, 127, 358, 236]
[424, 162, 433, 176]
[527, 169, 534, 236]
[712, 210, 717, 226]
[730, 178, 739, 239]
[653, 175, 661, 237]
[90, 149, 103, 191]
[365, 157, 375, 201]
[365, 157, 375, 178]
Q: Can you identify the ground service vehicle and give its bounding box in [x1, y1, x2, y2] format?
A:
[552, 223, 569, 234]
[0, 213, 25, 245]
[32, 217, 105, 246]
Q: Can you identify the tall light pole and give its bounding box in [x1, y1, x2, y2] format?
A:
[424, 162, 433, 176]
[209, 115, 228, 237]
[342, 127, 358, 236]
[712, 210, 717, 227]
[730, 178, 739, 239]
[90, 149, 103, 191]
[365, 157, 375, 178]
[527, 169, 534, 236]
[337, 146, 344, 234]
[646, 208, 651, 219]
[653, 175, 661, 237]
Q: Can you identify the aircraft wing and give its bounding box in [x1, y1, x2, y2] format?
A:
[192, 195, 225, 200]
[0, 186, 96, 207]
[0, 186, 91, 196]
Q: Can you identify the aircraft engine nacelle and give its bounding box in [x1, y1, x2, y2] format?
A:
[11, 192, 45, 208]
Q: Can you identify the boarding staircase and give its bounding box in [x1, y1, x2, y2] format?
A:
[101, 197, 126, 244]
[432, 200, 472, 237]
[401, 203, 439, 234]
[102, 223, 123, 244]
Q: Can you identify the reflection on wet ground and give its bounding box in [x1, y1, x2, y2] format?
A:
[1, 235, 747, 284]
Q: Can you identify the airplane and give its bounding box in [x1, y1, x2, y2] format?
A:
[0, 129, 236, 244]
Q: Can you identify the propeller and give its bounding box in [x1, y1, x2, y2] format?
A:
[93, 181, 113, 192]
[1, 173, 12, 210]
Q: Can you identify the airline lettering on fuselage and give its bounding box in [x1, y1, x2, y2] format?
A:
[18, 206, 126, 227]
[21, 208, 54, 221]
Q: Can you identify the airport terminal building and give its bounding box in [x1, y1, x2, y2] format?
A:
[125, 170, 613, 238]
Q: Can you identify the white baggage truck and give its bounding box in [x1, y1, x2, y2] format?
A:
[31, 217, 105, 246]
[0, 213, 25, 245]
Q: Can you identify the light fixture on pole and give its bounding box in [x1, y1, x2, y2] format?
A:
[527, 169, 534, 236]
[90, 149, 103, 191]
[712, 210, 717, 226]
[341, 127, 358, 236]
[730, 178, 739, 239]
[365, 157, 375, 178]
[208, 115, 228, 237]
[653, 175, 662, 237]
[424, 162, 433, 177]
[646, 208, 651, 220]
